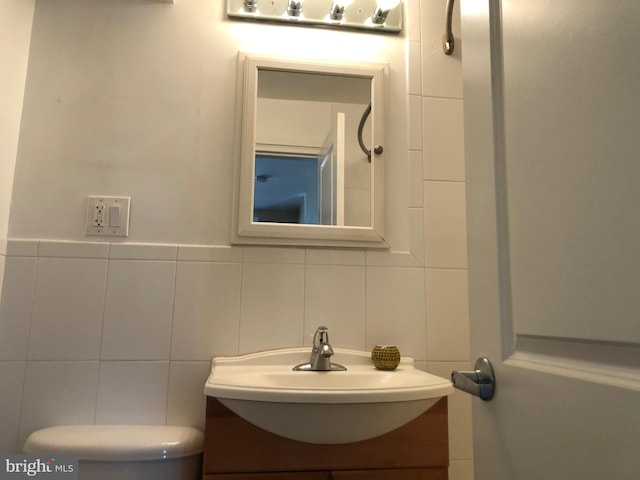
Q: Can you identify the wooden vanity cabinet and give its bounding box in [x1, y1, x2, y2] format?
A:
[203, 397, 449, 480]
[207, 471, 446, 480]
[207, 474, 328, 480]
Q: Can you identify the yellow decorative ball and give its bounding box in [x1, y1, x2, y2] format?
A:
[371, 345, 401, 370]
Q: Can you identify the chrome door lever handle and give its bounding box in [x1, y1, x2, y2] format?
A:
[451, 357, 495, 401]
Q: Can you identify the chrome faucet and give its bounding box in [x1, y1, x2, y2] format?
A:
[293, 326, 347, 371]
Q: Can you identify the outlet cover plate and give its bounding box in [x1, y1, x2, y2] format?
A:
[86, 196, 131, 237]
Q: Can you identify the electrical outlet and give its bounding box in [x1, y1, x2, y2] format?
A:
[93, 204, 106, 227]
[86, 196, 130, 237]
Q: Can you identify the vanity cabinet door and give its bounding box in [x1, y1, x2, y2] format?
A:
[204, 397, 448, 474]
[205, 473, 329, 480]
[330, 468, 447, 480]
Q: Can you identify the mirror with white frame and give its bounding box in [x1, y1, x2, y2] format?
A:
[233, 53, 387, 247]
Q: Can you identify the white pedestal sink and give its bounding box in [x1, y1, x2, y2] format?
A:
[204, 348, 454, 444]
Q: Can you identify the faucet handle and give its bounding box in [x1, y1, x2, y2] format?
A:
[313, 326, 329, 347]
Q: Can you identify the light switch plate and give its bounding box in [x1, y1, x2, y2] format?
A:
[86, 196, 131, 237]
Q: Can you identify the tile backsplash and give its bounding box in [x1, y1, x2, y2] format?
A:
[0, 237, 473, 480]
[0, 240, 464, 448]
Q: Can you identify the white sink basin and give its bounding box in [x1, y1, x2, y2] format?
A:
[204, 348, 454, 444]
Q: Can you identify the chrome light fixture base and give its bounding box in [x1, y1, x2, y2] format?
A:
[228, 0, 402, 33]
[242, 0, 258, 13]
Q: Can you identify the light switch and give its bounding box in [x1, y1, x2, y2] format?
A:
[109, 205, 121, 227]
[86, 196, 130, 237]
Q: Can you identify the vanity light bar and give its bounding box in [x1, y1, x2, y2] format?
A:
[228, 0, 402, 33]
[287, 0, 303, 17]
[330, 1, 346, 21]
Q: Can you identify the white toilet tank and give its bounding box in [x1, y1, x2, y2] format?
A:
[23, 425, 204, 480]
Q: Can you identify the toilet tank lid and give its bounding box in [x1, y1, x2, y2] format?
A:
[23, 425, 204, 461]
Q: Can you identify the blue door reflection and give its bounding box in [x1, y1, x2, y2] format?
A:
[253, 155, 319, 224]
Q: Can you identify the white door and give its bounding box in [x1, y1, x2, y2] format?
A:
[319, 112, 346, 225]
[319, 145, 335, 225]
[461, 1, 640, 479]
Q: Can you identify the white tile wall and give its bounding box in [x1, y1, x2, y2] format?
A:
[304, 264, 366, 350]
[423, 97, 465, 181]
[424, 181, 468, 268]
[428, 361, 474, 460]
[38, 240, 109, 259]
[0, 2, 473, 478]
[450, 460, 476, 480]
[101, 260, 176, 360]
[408, 94, 424, 151]
[28, 258, 108, 360]
[420, 0, 463, 99]
[426, 268, 470, 361]
[166, 361, 210, 428]
[95, 361, 169, 424]
[419, 0, 473, 477]
[0, 238, 471, 452]
[366, 266, 427, 359]
[19, 361, 99, 446]
[239, 263, 305, 353]
[0, 362, 24, 452]
[171, 261, 242, 360]
[0, 257, 36, 360]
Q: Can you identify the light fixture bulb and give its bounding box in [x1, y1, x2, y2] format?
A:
[371, 0, 400, 24]
[330, 1, 347, 21]
[243, 0, 258, 13]
[287, 0, 303, 17]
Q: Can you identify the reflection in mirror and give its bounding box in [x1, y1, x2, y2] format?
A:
[255, 69, 372, 227]
[254, 154, 319, 224]
[234, 54, 387, 247]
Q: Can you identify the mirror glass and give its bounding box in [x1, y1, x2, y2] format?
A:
[255, 69, 371, 227]
[234, 54, 386, 247]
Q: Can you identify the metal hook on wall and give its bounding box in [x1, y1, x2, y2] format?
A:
[357, 103, 384, 163]
[442, 0, 455, 55]
[358, 103, 372, 162]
